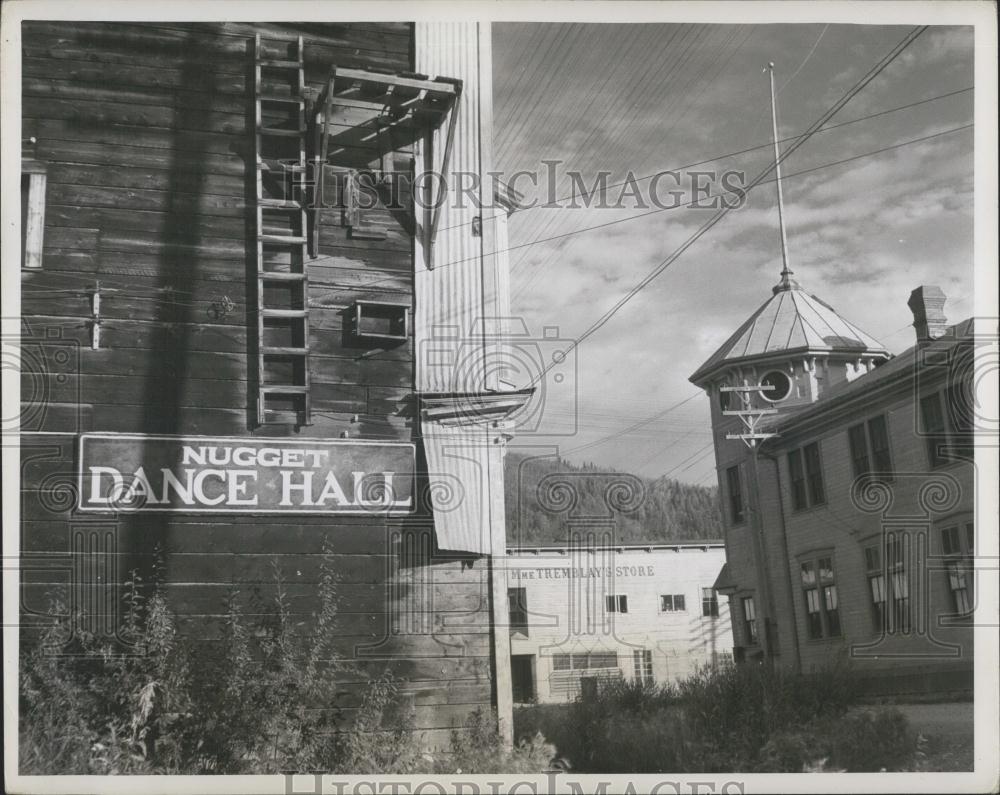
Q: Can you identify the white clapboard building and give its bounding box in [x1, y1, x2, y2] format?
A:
[505, 543, 733, 703]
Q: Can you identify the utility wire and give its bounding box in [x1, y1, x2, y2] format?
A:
[441, 84, 972, 238]
[454, 120, 972, 279]
[519, 25, 930, 391]
[510, 25, 756, 286]
[558, 392, 701, 456]
[28, 119, 967, 315]
[31, 119, 968, 313]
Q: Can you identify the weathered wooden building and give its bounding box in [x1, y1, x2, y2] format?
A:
[690, 274, 976, 695]
[16, 20, 528, 746]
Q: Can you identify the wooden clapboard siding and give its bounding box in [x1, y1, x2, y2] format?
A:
[20, 20, 493, 740]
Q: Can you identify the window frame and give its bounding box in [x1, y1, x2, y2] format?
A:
[788, 441, 826, 511]
[847, 415, 894, 482]
[788, 448, 808, 511]
[632, 648, 654, 685]
[659, 593, 686, 613]
[552, 651, 619, 672]
[701, 587, 720, 618]
[922, 387, 974, 468]
[804, 442, 826, 506]
[605, 594, 628, 614]
[920, 391, 949, 467]
[741, 595, 758, 645]
[939, 520, 975, 617]
[508, 586, 529, 636]
[863, 543, 887, 634]
[21, 157, 48, 270]
[725, 464, 745, 525]
[798, 553, 841, 640]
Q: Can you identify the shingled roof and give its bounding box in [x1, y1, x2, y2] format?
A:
[689, 280, 890, 386]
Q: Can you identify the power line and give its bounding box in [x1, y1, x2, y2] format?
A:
[35, 119, 969, 315]
[504, 25, 710, 270]
[447, 84, 973, 240]
[518, 25, 930, 390]
[510, 25, 758, 289]
[466, 120, 972, 280]
[558, 392, 701, 456]
[506, 25, 736, 270]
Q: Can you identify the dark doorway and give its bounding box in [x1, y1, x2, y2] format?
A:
[511, 654, 535, 703]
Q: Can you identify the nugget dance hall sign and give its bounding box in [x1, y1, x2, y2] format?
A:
[77, 434, 416, 514]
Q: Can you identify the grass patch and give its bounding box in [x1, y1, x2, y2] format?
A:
[514, 661, 923, 773]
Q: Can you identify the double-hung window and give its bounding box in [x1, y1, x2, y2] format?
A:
[726, 465, 745, 525]
[921, 388, 974, 467]
[660, 594, 686, 612]
[848, 415, 894, 481]
[701, 587, 719, 618]
[741, 596, 758, 644]
[800, 555, 841, 639]
[864, 544, 887, 633]
[788, 442, 825, 510]
[632, 649, 654, 685]
[605, 594, 628, 614]
[940, 522, 974, 616]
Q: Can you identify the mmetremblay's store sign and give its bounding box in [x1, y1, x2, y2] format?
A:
[77, 434, 415, 514]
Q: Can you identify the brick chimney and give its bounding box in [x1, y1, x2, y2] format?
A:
[907, 285, 948, 342]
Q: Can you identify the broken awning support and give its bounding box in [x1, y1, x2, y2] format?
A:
[419, 389, 533, 554]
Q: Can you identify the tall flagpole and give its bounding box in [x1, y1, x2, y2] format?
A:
[765, 62, 794, 289]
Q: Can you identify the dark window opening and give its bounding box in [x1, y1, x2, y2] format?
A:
[726, 465, 744, 525]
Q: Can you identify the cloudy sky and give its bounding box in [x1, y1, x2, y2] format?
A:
[490, 22, 975, 486]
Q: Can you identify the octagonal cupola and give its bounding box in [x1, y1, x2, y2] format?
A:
[689, 268, 890, 423]
[689, 61, 889, 423]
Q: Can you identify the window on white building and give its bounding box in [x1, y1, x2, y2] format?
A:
[701, 587, 719, 617]
[660, 594, 686, 612]
[508, 587, 528, 635]
[633, 649, 654, 685]
[605, 594, 628, 614]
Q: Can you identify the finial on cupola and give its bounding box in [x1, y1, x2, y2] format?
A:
[764, 61, 799, 294]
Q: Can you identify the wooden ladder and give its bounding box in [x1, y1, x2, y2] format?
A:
[253, 34, 311, 426]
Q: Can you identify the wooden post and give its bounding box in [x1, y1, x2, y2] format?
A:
[477, 21, 513, 748]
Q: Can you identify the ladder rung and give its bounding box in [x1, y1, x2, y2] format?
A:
[262, 385, 309, 395]
[258, 198, 304, 209]
[258, 271, 306, 281]
[257, 58, 302, 68]
[260, 234, 307, 245]
[259, 94, 304, 104]
[262, 309, 308, 319]
[263, 346, 309, 355]
[259, 126, 305, 137]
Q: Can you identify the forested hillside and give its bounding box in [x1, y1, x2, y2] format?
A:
[504, 453, 723, 546]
